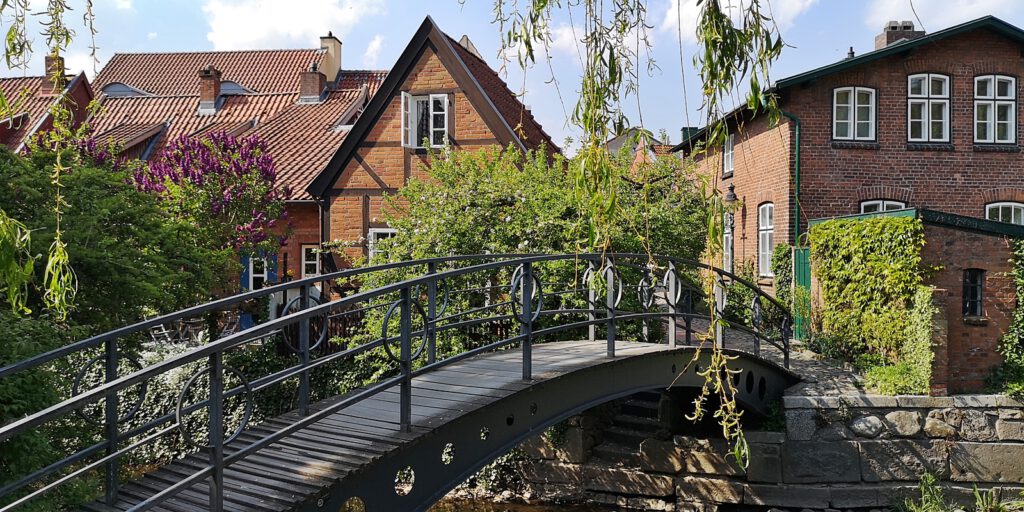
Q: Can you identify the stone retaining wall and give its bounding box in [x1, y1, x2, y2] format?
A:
[521, 394, 1024, 511]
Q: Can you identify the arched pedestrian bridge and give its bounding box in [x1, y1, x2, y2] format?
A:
[0, 254, 798, 512]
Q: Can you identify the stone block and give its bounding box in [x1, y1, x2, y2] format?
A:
[960, 410, 998, 442]
[676, 476, 745, 504]
[953, 395, 1022, 408]
[924, 417, 957, 438]
[584, 466, 676, 496]
[559, 427, 592, 463]
[520, 461, 584, 485]
[785, 409, 819, 441]
[884, 411, 923, 437]
[745, 431, 785, 444]
[781, 442, 861, 483]
[744, 484, 830, 508]
[850, 415, 884, 438]
[640, 438, 683, 474]
[897, 396, 954, 408]
[818, 423, 855, 441]
[859, 440, 950, 481]
[590, 492, 675, 511]
[829, 486, 886, 508]
[996, 419, 1024, 441]
[674, 436, 744, 476]
[951, 442, 1024, 483]
[1000, 409, 1024, 420]
[747, 441, 782, 483]
[520, 434, 557, 459]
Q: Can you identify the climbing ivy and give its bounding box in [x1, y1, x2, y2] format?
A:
[770, 242, 792, 311]
[991, 239, 1024, 397]
[809, 216, 933, 394]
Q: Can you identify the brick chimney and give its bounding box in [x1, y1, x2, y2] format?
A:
[299, 63, 327, 103]
[319, 32, 342, 83]
[198, 65, 222, 115]
[874, 20, 926, 49]
[44, 54, 66, 94]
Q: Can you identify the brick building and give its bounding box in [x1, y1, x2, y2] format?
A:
[0, 55, 94, 150]
[674, 16, 1024, 393]
[306, 17, 557, 264]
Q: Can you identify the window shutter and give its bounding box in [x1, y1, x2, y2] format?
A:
[267, 253, 278, 285]
[401, 92, 410, 147]
[240, 255, 251, 292]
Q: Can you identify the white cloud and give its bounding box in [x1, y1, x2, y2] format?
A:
[865, 0, 1018, 31]
[114, 0, 132, 9]
[550, 24, 583, 59]
[660, 0, 816, 41]
[147, 32, 158, 40]
[65, 50, 100, 79]
[202, 0, 386, 50]
[362, 34, 383, 67]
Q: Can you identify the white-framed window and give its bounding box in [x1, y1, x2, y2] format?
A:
[833, 87, 875, 141]
[975, 75, 1016, 144]
[986, 202, 1024, 225]
[301, 244, 320, 278]
[758, 203, 774, 277]
[908, 73, 950, 142]
[723, 213, 734, 273]
[722, 134, 735, 175]
[860, 199, 906, 214]
[401, 92, 449, 148]
[367, 228, 398, 260]
[249, 257, 267, 291]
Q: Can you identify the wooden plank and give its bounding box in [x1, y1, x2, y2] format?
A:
[156, 462, 305, 507]
[144, 468, 287, 512]
[176, 455, 326, 493]
[236, 430, 379, 465]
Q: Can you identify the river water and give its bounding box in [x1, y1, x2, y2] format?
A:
[431, 500, 612, 511]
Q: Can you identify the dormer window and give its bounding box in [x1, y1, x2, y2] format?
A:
[975, 75, 1016, 144]
[401, 92, 449, 148]
[833, 87, 875, 141]
[908, 74, 949, 142]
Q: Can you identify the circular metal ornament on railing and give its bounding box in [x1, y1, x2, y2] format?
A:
[175, 365, 254, 449]
[602, 264, 624, 309]
[413, 278, 450, 317]
[72, 352, 149, 425]
[280, 293, 329, 353]
[637, 273, 655, 310]
[660, 266, 684, 306]
[381, 298, 429, 363]
[751, 295, 764, 331]
[509, 272, 544, 324]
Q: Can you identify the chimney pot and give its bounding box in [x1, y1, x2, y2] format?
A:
[299, 66, 327, 103]
[198, 65, 222, 115]
[44, 54, 66, 94]
[874, 19, 925, 50]
[319, 32, 342, 84]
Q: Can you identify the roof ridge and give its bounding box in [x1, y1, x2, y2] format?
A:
[107, 48, 324, 57]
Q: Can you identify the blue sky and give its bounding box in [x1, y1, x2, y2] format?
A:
[8, 0, 1024, 150]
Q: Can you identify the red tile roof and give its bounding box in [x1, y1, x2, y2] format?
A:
[0, 74, 88, 150]
[93, 49, 326, 95]
[448, 36, 558, 155]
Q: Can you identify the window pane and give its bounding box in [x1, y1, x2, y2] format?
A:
[415, 99, 429, 146]
[835, 105, 850, 121]
[835, 90, 851, 106]
[1004, 205, 1013, 222]
[857, 105, 871, 122]
[909, 102, 924, 121]
[930, 76, 947, 97]
[862, 202, 880, 213]
[909, 76, 924, 96]
[988, 206, 1000, 221]
[910, 120, 923, 140]
[998, 78, 1014, 98]
[835, 121, 850, 139]
[1015, 206, 1023, 225]
[432, 129, 445, 146]
[884, 202, 903, 211]
[977, 78, 992, 98]
[856, 121, 871, 139]
[856, 90, 873, 108]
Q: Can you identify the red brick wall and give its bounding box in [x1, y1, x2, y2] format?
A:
[326, 46, 501, 264]
[921, 225, 1014, 393]
[277, 202, 320, 280]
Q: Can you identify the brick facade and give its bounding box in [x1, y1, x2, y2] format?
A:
[683, 19, 1024, 392]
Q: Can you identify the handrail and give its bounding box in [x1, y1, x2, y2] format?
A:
[0, 253, 791, 511]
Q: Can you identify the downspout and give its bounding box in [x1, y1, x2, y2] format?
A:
[781, 110, 801, 245]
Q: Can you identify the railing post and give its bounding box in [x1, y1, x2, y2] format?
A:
[782, 317, 792, 369]
[587, 260, 596, 343]
[103, 337, 119, 506]
[427, 261, 438, 364]
[399, 287, 412, 432]
[208, 352, 225, 512]
[684, 290, 693, 346]
[666, 264, 677, 348]
[751, 296, 762, 358]
[298, 285, 310, 416]
[605, 258, 616, 358]
[714, 277, 725, 349]
[641, 267, 651, 343]
[521, 261, 533, 381]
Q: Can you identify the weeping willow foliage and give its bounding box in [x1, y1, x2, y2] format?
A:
[491, 0, 785, 466]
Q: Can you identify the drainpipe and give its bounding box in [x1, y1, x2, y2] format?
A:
[781, 110, 801, 246]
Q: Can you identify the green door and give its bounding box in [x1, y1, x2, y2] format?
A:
[793, 247, 811, 340]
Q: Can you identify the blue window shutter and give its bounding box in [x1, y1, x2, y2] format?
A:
[267, 253, 278, 285]
[240, 254, 251, 292]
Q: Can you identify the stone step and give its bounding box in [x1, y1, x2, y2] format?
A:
[591, 442, 640, 468]
[603, 425, 652, 446]
[610, 413, 662, 432]
[620, 398, 659, 419]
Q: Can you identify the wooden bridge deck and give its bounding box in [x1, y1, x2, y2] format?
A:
[87, 340, 679, 512]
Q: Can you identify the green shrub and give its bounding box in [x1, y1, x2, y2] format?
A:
[992, 239, 1024, 397]
[771, 242, 792, 310]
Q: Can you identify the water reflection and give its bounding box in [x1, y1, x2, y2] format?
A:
[430, 500, 613, 511]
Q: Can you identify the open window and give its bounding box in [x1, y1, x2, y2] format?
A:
[401, 92, 449, 148]
[367, 228, 398, 260]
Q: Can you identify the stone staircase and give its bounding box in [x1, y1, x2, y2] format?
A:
[592, 391, 666, 468]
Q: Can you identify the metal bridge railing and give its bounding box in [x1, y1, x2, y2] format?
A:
[0, 253, 791, 512]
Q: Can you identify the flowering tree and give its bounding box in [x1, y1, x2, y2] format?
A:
[136, 132, 290, 256]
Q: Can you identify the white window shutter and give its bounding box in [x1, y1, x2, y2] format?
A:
[401, 92, 410, 147]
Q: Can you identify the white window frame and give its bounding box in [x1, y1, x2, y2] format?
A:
[301, 244, 320, 278]
[860, 200, 906, 214]
[367, 228, 398, 260]
[758, 203, 774, 277]
[722, 213, 734, 273]
[722, 134, 735, 175]
[974, 75, 1016, 144]
[986, 201, 1024, 225]
[833, 86, 876, 141]
[907, 73, 950, 143]
[400, 92, 449, 148]
[248, 257, 268, 291]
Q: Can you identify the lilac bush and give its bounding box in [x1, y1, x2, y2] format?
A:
[136, 132, 289, 255]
